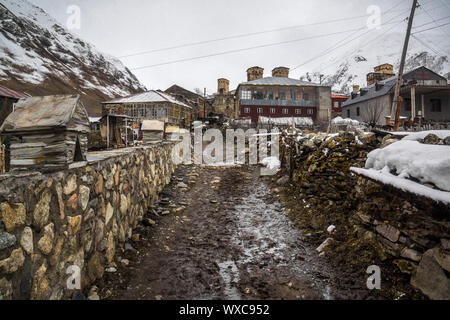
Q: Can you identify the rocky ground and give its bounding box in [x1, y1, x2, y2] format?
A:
[92, 164, 384, 300]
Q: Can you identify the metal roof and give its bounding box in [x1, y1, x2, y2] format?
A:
[0, 84, 29, 99]
[240, 77, 323, 87]
[1, 94, 84, 132]
[103, 90, 192, 109]
[342, 76, 397, 107]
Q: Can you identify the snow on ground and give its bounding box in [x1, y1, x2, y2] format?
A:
[331, 117, 359, 126]
[258, 117, 313, 126]
[351, 167, 450, 205]
[261, 157, 281, 171]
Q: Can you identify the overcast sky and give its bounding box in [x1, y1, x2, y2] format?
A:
[29, 0, 450, 94]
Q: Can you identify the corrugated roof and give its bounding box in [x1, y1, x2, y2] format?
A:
[240, 77, 323, 87]
[103, 90, 192, 109]
[1, 94, 84, 132]
[0, 84, 29, 99]
[342, 76, 396, 107]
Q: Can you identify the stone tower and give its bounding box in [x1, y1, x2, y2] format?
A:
[247, 67, 264, 82]
[272, 66, 290, 78]
[367, 63, 395, 86]
[217, 78, 229, 95]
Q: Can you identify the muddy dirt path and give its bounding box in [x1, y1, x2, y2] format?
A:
[97, 165, 358, 300]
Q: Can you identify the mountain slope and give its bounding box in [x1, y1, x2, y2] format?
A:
[300, 31, 450, 93]
[0, 0, 146, 116]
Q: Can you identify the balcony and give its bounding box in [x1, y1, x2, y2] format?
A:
[240, 99, 316, 107]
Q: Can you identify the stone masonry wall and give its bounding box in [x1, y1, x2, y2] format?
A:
[0, 143, 176, 300]
[277, 129, 450, 299]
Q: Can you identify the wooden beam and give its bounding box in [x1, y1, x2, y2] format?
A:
[421, 94, 425, 119]
[411, 86, 416, 120]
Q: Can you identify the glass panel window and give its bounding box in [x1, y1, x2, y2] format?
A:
[307, 109, 313, 115]
[303, 93, 309, 101]
[270, 108, 276, 114]
[279, 92, 286, 100]
[244, 108, 250, 113]
[269, 92, 274, 100]
[347, 110, 350, 118]
[282, 108, 288, 114]
[241, 90, 252, 100]
[431, 99, 441, 112]
[291, 91, 297, 100]
[257, 108, 263, 114]
[295, 109, 301, 114]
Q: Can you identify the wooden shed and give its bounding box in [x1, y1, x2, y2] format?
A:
[141, 120, 165, 144]
[0, 94, 90, 171]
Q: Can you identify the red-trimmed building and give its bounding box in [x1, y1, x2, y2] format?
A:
[331, 93, 350, 116]
[236, 66, 331, 123]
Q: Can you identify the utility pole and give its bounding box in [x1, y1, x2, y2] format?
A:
[203, 87, 206, 120]
[392, 0, 418, 131]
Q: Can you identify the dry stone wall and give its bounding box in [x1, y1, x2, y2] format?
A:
[0, 143, 176, 300]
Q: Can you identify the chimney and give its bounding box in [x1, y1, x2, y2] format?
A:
[247, 66, 264, 81]
[272, 66, 290, 78]
[217, 78, 229, 95]
[353, 85, 360, 93]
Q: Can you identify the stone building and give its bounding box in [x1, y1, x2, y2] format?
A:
[343, 65, 450, 125]
[164, 84, 212, 119]
[102, 90, 192, 128]
[212, 78, 238, 119]
[236, 66, 331, 123]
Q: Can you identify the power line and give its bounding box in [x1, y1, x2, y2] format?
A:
[290, 0, 407, 72]
[411, 34, 448, 56]
[413, 15, 450, 29]
[412, 21, 450, 34]
[118, 3, 421, 60]
[118, 14, 371, 59]
[129, 24, 405, 71]
[418, 1, 450, 38]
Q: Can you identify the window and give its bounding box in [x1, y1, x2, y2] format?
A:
[282, 108, 288, 114]
[270, 108, 276, 114]
[307, 109, 313, 115]
[253, 91, 264, 100]
[356, 107, 360, 116]
[257, 108, 263, 114]
[268, 92, 274, 100]
[431, 99, 441, 112]
[241, 90, 252, 100]
[347, 110, 350, 118]
[303, 93, 309, 101]
[334, 101, 339, 108]
[290, 91, 297, 100]
[404, 98, 411, 111]
[279, 92, 286, 100]
[295, 109, 301, 114]
[244, 108, 250, 113]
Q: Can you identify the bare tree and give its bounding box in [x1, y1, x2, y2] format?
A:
[362, 98, 385, 127]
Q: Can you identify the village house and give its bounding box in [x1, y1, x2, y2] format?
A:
[212, 78, 238, 119]
[102, 90, 193, 128]
[342, 65, 450, 125]
[0, 94, 90, 172]
[165, 84, 212, 119]
[331, 93, 350, 117]
[236, 66, 331, 124]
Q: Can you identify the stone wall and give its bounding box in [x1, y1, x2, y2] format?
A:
[277, 129, 449, 299]
[0, 143, 176, 300]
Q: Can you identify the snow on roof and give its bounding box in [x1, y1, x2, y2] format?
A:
[103, 90, 191, 109]
[241, 77, 322, 87]
[89, 117, 101, 123]
[1, 94, 86, 132]
[141, 120, 164, 131]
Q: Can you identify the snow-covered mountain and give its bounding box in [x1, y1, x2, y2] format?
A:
[0, 0, 146, 116]
[300, 31, 450, 94]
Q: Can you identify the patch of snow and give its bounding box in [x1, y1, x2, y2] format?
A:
[398, 130, 450, 141]
[332, 117, 359, 126]
[365, 140, 450, 192]
[351, 167, 450, 205]
[261, 156, 281, 171]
